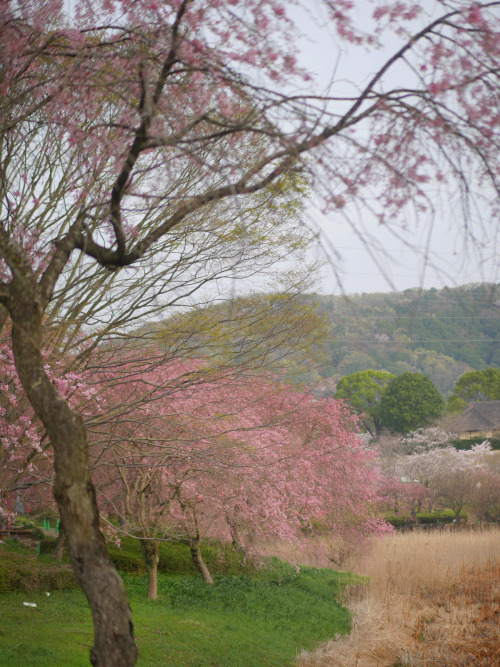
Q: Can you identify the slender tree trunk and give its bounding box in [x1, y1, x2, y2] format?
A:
[189, 540, 214, 585]
[224, 510, 243, 549]
[54, 524, 65, 562]
[140, 540, 159, 600]
[9, 297, 138, 666]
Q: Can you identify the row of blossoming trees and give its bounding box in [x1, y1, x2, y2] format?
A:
[376, 428, 500, 524]
[1, 332, 389, 599]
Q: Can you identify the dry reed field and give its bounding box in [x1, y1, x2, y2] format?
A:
[297, 527, 500, 667]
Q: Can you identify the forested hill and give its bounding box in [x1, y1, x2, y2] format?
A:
[313, 283, 500, 397]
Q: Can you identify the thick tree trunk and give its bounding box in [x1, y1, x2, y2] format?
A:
[189, 540, 214, 585]
[140, 540, 159, 600]
[9, 298, 138, 666]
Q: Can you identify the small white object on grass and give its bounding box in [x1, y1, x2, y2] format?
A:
[23, 602, 37, 607]
[46, 592, 50, 596]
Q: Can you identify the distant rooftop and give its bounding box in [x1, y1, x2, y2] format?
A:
[450, 400, 500, 433]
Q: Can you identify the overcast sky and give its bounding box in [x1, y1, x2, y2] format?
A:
[289, 2, 500, 295]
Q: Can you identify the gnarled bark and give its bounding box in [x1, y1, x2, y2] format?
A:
[9, 293, 138, 666]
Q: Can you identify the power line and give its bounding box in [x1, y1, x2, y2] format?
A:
[330, 246, 496, 257]
[328, 315, 500, 320]
[321, 297, 500, 304]
[328, 339, 500, 344]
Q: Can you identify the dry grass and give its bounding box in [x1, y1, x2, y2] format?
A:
[297, 527, 500, 667]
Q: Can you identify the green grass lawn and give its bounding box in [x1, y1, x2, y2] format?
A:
[0, 543, 357, 666]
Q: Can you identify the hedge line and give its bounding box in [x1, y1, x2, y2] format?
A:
[107, 537, 258, 576]
[385, 510, 468, 527]
[35, 534, 258, 577]
[452, 437, 500, 450]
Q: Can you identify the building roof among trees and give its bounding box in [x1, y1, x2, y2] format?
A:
[450, 401, 500, 434]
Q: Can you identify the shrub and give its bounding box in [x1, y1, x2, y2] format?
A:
[38, 537, 59, 555]
[385, 510, 468, 527]
[109, 551, 145, 575]
[417, 510, 468, 524]
[107, 536, 260, 577]
[30, 525, 46, 540]
[107, 539, 146, 575]
[385, 514, 411, 527]
[452, 437, 500, 451]
[0, 545, 77, 593]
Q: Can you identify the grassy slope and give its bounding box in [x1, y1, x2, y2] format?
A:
[0, 543, 356, 666]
